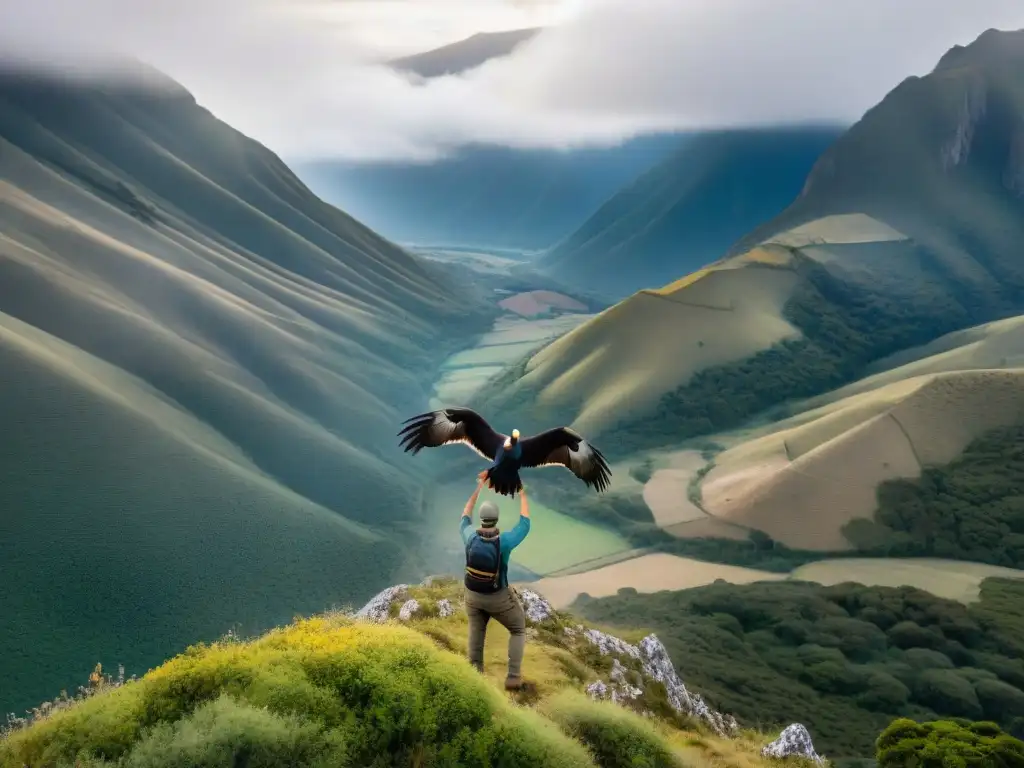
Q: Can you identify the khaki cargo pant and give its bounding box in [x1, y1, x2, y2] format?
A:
[464, 585, 526, 678]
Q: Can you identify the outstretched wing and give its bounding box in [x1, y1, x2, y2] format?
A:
[397, 407, 506, 460]
[519, 427, 611, 492]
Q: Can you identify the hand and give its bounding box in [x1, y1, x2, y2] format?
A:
[477, 470, 489, 483]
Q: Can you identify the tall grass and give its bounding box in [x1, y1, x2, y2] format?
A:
[0, 618, 597, 768]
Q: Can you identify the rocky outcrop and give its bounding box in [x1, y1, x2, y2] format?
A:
[762, 723, 825, 764]
[354, 583, 739, 737]
[398, 599, 420, 621]
[355, 584, 409, 622]
[518, 588, 555, 623]
[578, 625, 739, 736]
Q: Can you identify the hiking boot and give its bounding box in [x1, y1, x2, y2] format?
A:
[504, 675, 525, 690]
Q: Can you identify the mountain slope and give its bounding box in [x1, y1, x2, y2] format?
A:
[475, 29, 1024, 452]
[296, 133, 686, 254]
[541, 127, 844, 299]
[0, 65, 488, 716]
[0, 578, 820, 768]
[389, 28, 541, 77]
[700, 368, 1024, 550]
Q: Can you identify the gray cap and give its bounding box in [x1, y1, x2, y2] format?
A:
[479, 501, 499, 526]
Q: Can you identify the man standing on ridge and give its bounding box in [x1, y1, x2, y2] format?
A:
[460, 476, 531, 690]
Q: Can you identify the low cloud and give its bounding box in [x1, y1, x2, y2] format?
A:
[1, 0, 1022, 162]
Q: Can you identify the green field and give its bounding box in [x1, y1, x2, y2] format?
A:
[423, 480, 632, 577]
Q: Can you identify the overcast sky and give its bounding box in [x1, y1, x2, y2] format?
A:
[1, 0, 1023, 162]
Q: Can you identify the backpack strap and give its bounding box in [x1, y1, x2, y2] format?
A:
[492, 534, 502, 590]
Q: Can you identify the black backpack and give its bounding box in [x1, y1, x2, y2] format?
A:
[464, 533, 502, 593]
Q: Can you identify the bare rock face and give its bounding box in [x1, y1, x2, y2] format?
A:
[518, 588, 555, 623]
[354, 584, 409, 622]
[580, 627, 738, 736]
[398, 599, 420, 621]
[637, 635, 739, 736]
[587, 663, 642, 705]
[583, 628, 640, 660]
[761, 723, 825, 764]
[941, 76, 988, 171]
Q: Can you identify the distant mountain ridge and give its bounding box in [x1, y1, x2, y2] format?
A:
[541, 126, 845, 298]
[297, 132, 687, 253]
[389, 28, 541, 78]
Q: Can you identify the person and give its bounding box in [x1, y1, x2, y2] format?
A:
[460, 476, 532, 690]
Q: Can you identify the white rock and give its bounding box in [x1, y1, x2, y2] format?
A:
[609, 658, 631, 685]
[582, 628, 641, 660]
[518, 589, 555, 624]
[612, 683, 644, 703]
[586, 680, 610, 700]
[579, 628, 737, 736]
[398, 599, 420, 621]
[354, 584, 409, 622]
[436, 598, 454, 618]
[762, 724, 825, 764]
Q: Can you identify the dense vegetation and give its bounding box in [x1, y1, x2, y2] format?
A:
[540, 691, 688, 768]
[578, 578, 1024, 762]
[607, 249, 991, 455]
[0, 619, 596, 768]
[845, 425, 1024, 568]
[876, 718, 1024, 767]
[0, 579, 799, 768]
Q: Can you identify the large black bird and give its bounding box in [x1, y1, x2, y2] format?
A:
[398, 407, 611, 496]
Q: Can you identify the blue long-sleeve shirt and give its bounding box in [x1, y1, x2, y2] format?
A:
[460, 514, 531, 589]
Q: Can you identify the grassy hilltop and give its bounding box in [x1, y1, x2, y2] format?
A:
[0, 578, 820, 768]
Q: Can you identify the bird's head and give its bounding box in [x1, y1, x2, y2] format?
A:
[505, 429, 519, 449]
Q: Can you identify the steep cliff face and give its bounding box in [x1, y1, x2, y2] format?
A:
[752, 28, 1024, 238]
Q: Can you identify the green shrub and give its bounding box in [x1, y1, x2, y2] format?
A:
[912, 670, 984, 720]
[976, 679, 1024, 721]
[901, 648, 954, 670]
[0, 621, 597, 768]
[876, 718, 1024, 767]
[542, 691, 687, 768]
[122, 695, 344, 768]
[856, 673, 910, 712]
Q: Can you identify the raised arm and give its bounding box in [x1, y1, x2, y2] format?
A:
[500, 485, 532, 551]
[519, 485, 531, 519]
[460, 477, 486, 544]
[462, 477, 486, 520]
